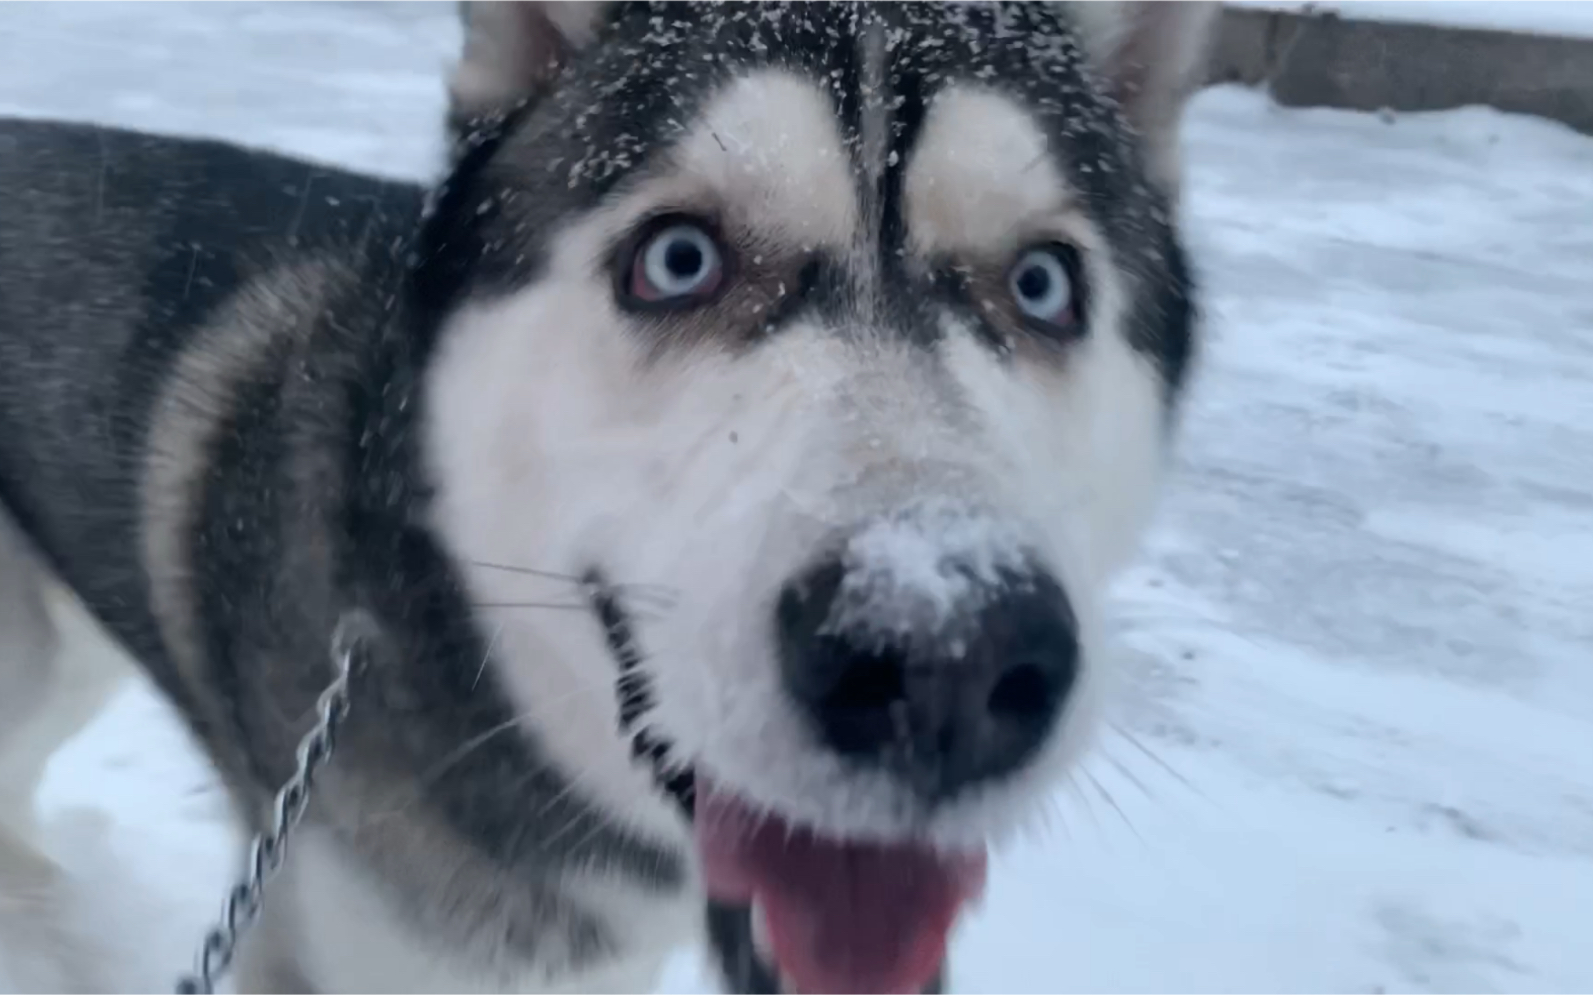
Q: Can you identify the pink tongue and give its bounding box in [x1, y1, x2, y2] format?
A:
[697, 785, 987, 994]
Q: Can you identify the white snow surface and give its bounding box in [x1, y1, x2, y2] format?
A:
[4, 2, 1593, 993]
[1226, 0, 1593, 38]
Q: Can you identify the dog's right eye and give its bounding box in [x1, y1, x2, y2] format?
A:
[1007, 244, 1082, 337]
[619, 218, 727, 310]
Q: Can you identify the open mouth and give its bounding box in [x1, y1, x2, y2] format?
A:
[587, 571, 987, 992]
[696, 780, 987, 995]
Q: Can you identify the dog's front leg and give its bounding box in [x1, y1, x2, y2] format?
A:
[0, 511, 68, 843]
[0, 512, 126, 846]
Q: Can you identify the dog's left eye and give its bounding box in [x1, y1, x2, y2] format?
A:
[1007, 244, 1082, 334]
[623, 219, 726, 307]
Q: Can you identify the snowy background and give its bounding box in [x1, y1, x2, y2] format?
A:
[3, 2, 1592, 993]
[1226, 0, 1593, 38]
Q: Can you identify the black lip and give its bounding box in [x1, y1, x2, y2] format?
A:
[704, 899, 947, 995]
[586, 567, 697, 819]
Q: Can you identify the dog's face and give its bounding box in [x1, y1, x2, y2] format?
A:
[421, 3, 1214, 991]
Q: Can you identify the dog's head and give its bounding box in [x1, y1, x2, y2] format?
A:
[420, 3, 1215, 991]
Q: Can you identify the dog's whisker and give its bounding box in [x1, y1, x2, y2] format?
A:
[472, 593, 674, 619]
[1084, 768, 1145, 846]
[425, 714, 530, 778]
[471, 622, 504, 691]
[467, 559, 588, 584]
[1043, 787, 1072, 846]
[1095, 746, 1160, 807]
[467, 558, 678, 607]
[1108, 721, 1206, 800]
[1063, 771, 1101, 844]
[541, 803, 603, 850]
[564, 804, 623, 854]
[363, 712, 537, 823]
[529, 688, 690, 819]
[368, 677, 623, 825]
[588, 582, 678, 611]
[531, 761, 591, 819]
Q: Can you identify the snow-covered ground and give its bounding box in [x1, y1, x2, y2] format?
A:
[4, 2, 1593, 993]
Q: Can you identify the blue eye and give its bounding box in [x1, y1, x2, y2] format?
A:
[1008, 247, 1076, 330]
[626, 220, 725, 305]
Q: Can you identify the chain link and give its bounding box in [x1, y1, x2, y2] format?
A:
[174, 613, 373, 995]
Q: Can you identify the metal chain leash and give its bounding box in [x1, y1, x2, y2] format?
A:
[174, 612, 375, 995]
[170, 585, 679, 993]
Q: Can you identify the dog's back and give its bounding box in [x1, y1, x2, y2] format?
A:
[0, 118, 423, 702]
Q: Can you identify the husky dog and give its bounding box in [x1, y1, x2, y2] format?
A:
[0, 2, 1217, 992]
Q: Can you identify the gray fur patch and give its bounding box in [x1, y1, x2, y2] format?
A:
[140, 261, 339, 757]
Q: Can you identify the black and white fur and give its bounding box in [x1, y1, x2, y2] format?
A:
[0, 3, 1217, 991]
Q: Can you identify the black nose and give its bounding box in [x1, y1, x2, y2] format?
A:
[776, 554, 1079, 803]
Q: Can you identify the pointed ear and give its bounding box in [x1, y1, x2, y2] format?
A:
[448, 1, 609, 130]
[1073, 1, 1221, 198]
